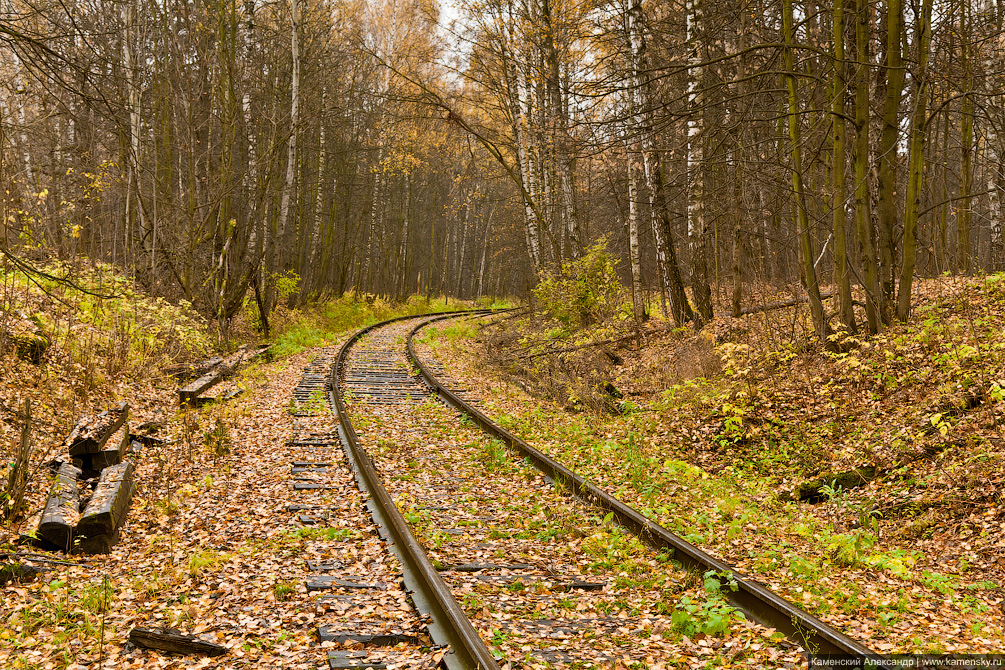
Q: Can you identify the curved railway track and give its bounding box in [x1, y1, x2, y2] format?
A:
[321, 311, 877, 668]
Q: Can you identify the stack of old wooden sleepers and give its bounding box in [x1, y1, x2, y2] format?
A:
[175, 344, 270, 407]
[35, 402, 140, 554]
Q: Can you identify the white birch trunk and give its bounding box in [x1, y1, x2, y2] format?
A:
[310, 88, 327, 268]
[628, 157, 645, 322]
[398, 173, 411, 297]
[685, 0, 702, 241]
[628, 0, 670, 314]
[477, 207, 493, 299]
[986, 28, 1005, 266]
[454, 190, 471, 295]
[627, 0, 692, 325]
[10, 56, 34, 189]
[276, 0, 300, 274]
[503, 1, 542, 272]
[242, 0, 259, 262]
[685, 0, 712, 323]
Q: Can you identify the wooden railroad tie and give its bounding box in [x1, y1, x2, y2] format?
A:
[129, 626, 228, 656]
[66, 402, 129, 458]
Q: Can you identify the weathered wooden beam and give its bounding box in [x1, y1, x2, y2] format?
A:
[37, 462, 81, 550]
[130, 432, 165, 449]
[77, 460, 135, 539]
[75, 448, 122, 474]
[178, 348, 250, 406]
[76, 426, 133, 475]
[73, 529, 120, 555]
[0, 562, 47, 585]
[191, 388, 244, 407]
[178, 372, 223, 405]
[218, 347, 250, 376]
[66, 403, 129, 457]
[129, 627, 228, 656]
[8, 331, 48, 364]
[163, 356, 223, 381]
[781, 465, 880, 503]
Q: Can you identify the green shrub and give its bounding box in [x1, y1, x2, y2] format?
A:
[533, 239, 624, 327]
[1, 261, 212, 374]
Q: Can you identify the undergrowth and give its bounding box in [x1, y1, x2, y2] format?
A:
[427, 274, 1005, 652]
[267, 293, 512, 358]
[1, 260, 211, 381]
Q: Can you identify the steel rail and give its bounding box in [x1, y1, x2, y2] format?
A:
[407, 313, 877, 658]
[330, 310, 500, 670]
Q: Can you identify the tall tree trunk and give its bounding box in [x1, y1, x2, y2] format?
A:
[832, 0, 855, 331]
[275, 0, 300, 290]
[937, 104, 950, 274]
[957, 0, 974, 275]
[686, 0, 713, 325]
[123, 0, 148, 255]
[503, 4, 543, 272]
[986, 9, 1005, 270]
[783, 0, 829, 344]
[454, 189, 472, 298]
[990, 160, 1004, 270]
[875, 0, 904, 315]
[542, 0, 582, 260]
[242, 0, 259, 273]
[476, 207, 493, 299]
[626, 0, 693, 326]
[896, 0, 933, 320]
[855, 0, 882, 333]
[398, 173, 411, 300]
[10, 56, 34, 191]
[627, 156, 646, 323]
[730, 9, 750, 319]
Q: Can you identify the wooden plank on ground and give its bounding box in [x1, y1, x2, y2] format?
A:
[163, 356, 223, 381]
[192, 387, 244, 407]
[81, 448, 123, 472]
[129, 627, 228, 656]
[8, 331, 48, 364]
[178, 347, 250, 406]
[77, 427, 132, 474]
[73, 528, 120, 555]
[178, 371, 223, 405]
[66, 403, 129, 457]
[76, 460, 135, 539]
[38, 463, 81, 550]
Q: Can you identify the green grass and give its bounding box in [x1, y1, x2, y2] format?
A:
[288, 526, 358, 541]
[421, 320, 479, 346]
[187, 549, 231, 577]
[420, 310, 1005, 649]
[273, 581, 296, 601]
[269, 293, 505, 358]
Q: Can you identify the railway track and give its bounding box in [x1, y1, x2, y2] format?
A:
[317, 311, 877, 668]
[284, 346, 441, 669]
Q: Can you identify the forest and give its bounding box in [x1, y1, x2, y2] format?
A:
[1, 0, 1002, 336]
